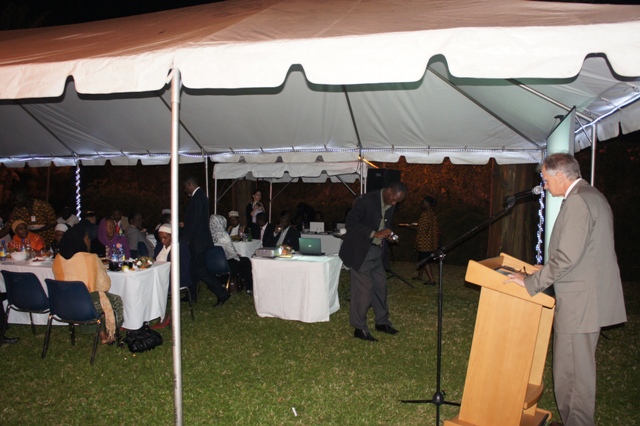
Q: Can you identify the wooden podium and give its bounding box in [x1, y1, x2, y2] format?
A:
[444, 253, 555, 426]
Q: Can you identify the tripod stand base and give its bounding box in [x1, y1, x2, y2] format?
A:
[400, 390, 460, 406]
[386, 269, 414, 287]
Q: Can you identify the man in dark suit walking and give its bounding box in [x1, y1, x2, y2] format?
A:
[506, 153, 626, 426]
[339, 181, 407, 342]
[182, 176, 230, 307]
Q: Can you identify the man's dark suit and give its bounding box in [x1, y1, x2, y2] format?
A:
[252, 222, 275, 244]
[339, 190, 396, 332]
[264, 226, 301, 251]
[183, 187, 228, 302]
[524, 179, 626, 425]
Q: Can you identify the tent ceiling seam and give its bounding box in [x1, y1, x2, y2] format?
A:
[342, 85, 363, 156]
[158, 92, 208, 154]
[17, 101, 76, 158]
[427, 66, 543, 151]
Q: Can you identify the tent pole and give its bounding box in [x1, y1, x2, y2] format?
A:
[170, 69, 184, 426]
[269, 181, 273, 223]
[590, 124, 597, 185]
[46, 163, 51, 203]
[214, 172, 217, 215]
[204, 149, 209, 199]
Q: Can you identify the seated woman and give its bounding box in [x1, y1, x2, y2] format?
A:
[50, 223, 69, 256]
[52, 223, 124, 344]
[10, 219, 46, 253]
[153, 224, 196, 302]
[95, 217, 131, 258]
[209, 214, 253, 294]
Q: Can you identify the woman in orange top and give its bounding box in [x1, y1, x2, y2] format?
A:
[53, 222, 124, 344]
[10, 219, 46, 253]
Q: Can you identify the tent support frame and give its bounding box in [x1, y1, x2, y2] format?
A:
[428, 67, 542, 150]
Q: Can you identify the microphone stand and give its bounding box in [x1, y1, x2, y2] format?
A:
[400, 200, 518, 425]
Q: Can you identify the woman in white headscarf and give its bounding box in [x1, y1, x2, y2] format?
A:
[209, 214, 254, 294]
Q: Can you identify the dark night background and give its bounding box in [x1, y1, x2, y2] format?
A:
[0, 0, 638, 281]
[2, 0, 639, 30]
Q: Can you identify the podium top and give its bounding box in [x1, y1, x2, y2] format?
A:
[466, 253, 555, 308]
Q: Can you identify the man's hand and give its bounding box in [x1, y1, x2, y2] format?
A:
[504, 273, 526, 288]
[373, 229, 392, 239]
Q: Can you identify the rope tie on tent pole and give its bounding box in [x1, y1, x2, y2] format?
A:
[75, 159, 82, 221]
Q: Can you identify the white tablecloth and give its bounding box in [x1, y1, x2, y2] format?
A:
[0, 260, 170, 330]
[300, 233, 342, 256]
[250, 254, 342, 323]
[233, 240, 262, 258]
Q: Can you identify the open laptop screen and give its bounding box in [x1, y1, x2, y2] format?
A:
[298, 237, 324, 255]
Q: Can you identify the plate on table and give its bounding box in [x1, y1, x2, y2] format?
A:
[29, 257, 52, 266]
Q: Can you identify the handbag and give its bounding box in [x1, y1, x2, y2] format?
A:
[123, 321, 163, 353]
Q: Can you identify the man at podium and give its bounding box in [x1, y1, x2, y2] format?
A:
[505, 153, 626, 426]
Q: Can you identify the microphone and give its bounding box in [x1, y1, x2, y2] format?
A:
[504, 186, 543, 205]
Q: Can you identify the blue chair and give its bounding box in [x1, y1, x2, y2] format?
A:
[42, 279, 120, 365]
[1, 270, 49, 336]
[137, 242, 149, 257]
[205, 246, 231, 290]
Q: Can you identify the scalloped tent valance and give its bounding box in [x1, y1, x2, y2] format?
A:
[1, 0, 639, 167]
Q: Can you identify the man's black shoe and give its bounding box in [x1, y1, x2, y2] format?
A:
[353, 328, 378, 342]
[214, 293, 231, 307]
[1, 336, 19, 344]
[375, 324, 399, 335]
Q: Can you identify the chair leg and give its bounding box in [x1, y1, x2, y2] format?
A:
[42, 315, 53, 359]
[90, 319, 101, 365]
[29, 312, 36, 335]
[69, 324, 76, 346]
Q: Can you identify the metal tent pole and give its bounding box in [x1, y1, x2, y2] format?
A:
[591, 124, 598, 185]
[204, 148, 209, 198]
[170, 69, 184, 426]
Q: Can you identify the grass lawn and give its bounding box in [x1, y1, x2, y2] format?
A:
[1, 262, 637, 425]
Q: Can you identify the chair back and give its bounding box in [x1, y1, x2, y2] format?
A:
[205, 246, 230, 275]
[1, 270, 49, 311]
[44, 279, 99, 323]
[137, 241, 149, 257]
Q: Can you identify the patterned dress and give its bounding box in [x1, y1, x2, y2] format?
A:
[10, 199, 57, 245]
[414, 209, 439, 254]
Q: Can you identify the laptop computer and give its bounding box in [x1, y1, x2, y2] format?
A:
[309, 221, 325, 233]
[298, 237, 325, 256]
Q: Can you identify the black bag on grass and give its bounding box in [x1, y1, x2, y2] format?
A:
[124, 321, 163, 353]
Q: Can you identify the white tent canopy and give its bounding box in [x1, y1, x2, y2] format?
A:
[213, 161, 366, 183]
[1, 0, 639, 167]
[213, 161, 367, 220]
[2, 1, 640, 423]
